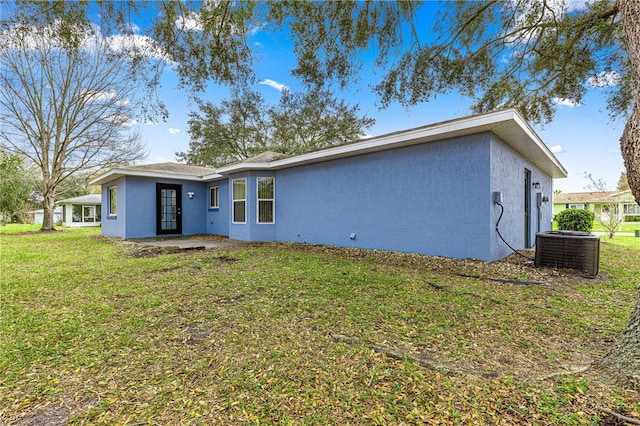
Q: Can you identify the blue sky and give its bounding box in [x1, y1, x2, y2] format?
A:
[132, 3, 627, 194]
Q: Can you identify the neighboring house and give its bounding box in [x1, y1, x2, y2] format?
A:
[31, 207, 63, 225]
[57, 194, 102, 227]
[91, 109, 567, 262]
[553, 190, 640, 222]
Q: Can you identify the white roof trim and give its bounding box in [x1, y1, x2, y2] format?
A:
[215, 109, 567, 179]
[91, 168, 224, 186]
[91, 109, 567, 185]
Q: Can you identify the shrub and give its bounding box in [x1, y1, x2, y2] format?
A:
[555, 209, 595, 232]
[624, 215, 640, 222]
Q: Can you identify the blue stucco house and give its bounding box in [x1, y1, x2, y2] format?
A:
[91, 109, 567, 261]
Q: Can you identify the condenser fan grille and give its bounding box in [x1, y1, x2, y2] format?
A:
[534, 231, 600, 276]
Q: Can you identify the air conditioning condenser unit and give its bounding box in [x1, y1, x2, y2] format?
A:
[534, 231, 600, 275]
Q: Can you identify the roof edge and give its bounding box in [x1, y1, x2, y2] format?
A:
[90, 168, 211, 186]
[216, 109, 567, 178]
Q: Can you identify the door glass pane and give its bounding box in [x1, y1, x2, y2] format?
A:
[161, 189, 177, 230]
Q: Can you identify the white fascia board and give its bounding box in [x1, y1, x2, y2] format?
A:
[202, 172, 232, 181]
[216, 111, 511, 174]
[90, 168, 209, 186]
[215, 109, 567, 178]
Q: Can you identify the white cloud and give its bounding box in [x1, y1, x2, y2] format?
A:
[258, 79, 289, 92]
[588, 71, 621, 88]
[176, 12, 203, 31]
[82, 89, 116, 102]
[549, 145, 564, 153]
[506, 0, 585, 45]
[4, 20, 171, 63]
[168, 128, 181, 135]
[553, 97, 580, 107]
[105, 33, 171, 63]
[104, 114, 137, 127]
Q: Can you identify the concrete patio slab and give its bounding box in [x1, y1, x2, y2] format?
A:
[132, 236, 251, 250]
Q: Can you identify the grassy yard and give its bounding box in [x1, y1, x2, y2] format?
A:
[1, 227, 639, 424]
[591, 221, 640, 233]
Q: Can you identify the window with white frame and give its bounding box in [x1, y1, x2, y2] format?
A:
[210, 186, 219, 208]
[568, 204, 585, 209]
[257, 177, 274, 224]
[232, 178, 246, 223]
[72, 205, 101, 222]
[108, 186, 117, 215]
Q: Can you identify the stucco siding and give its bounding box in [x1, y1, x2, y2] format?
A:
[102, 177, 126, 238]
[274, 134, 493, 260]
[123, 178, 158, 238]
[228, 172, 277, 242]
[180, 181, 209, 236]
[489, 135, 554, 260]
[100, 177, 208, 238]
[207, 179, 230, 236]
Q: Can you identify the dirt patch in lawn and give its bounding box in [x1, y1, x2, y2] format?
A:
[14, 399, 98, 426]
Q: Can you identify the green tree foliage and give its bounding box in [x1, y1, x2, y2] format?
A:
[375, 1, 629, 120]
[617, 171, 630, 191]
[0, 152, 33, 223]
[177, 89, 270, 166]
[269, 89, 375, 155]
[178, 88, 374, 167]
[555, 209, 595, 233]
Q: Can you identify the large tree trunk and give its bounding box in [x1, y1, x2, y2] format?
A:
[597, 1, 640, 388]
[598, 286, 640, 388]
[41, 191, 56, 231]
[40, 174, 56, 231]
[619, 0, 640, 206]
[620, 101, 640, 207]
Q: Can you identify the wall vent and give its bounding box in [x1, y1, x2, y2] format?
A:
[534, 231, 600, 275]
